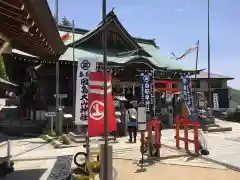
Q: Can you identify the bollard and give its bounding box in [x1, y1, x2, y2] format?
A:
[7, 140, 11, 168]
[100, 144, 113, 180]
[58, 108, 64, 136]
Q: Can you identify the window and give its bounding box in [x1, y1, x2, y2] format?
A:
[211, 80, 222, 88]
[155, 83, 166, 89]
[192, 80, 200, 88]
[172, 83, 178, 89]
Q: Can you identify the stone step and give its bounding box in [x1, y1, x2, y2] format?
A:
[68, 132, 116, 143]
[205, 124, 220, 128]
[68, 132, 85, 143]
[207, 126, 232, 133]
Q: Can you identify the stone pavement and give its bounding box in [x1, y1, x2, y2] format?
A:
[160, 119, 240, 169]
[72, 136, 226, 170]
[111, 159, 240, 180]
[1, 119, 240, 179]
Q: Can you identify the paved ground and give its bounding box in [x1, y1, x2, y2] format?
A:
[161, 119, 240, 169]
[111, 159, 240, 180]
[0, 119, 240, 179]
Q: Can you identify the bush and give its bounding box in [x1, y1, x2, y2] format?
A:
[40, 135, 54, 143]
[226, 111, 240, 123]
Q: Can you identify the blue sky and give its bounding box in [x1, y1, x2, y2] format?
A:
[48, 0, 239, 89]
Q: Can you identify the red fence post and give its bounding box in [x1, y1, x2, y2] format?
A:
[175, 115, 180, 149]
[183, 107, 189, 151]
[147, 121, 152, 156]
[193, 121, 199, 154]
[153, 117, 160, 157]
[184, 120, 189, 151]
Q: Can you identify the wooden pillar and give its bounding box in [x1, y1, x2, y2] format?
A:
[175, 115, 180, 149]
[193, 121, 199, 154]
[183, 106, 189, 151]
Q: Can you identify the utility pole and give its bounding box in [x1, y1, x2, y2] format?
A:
[194, 40, 199, 112]
[102, 0, 109, 180]
[207, 0, 212, 112]
[72, 20, 75, 123]
[55, 0, 60, 135]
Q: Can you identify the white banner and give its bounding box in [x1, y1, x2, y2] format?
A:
[212, 93, 219, 110]
[75, 57, 97, 125]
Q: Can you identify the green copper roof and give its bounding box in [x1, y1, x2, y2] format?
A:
[57, 11, 193, 71]
[59, 47, 165, 69]
[138, 43, 185, 70]
[11, 10, 196, 72]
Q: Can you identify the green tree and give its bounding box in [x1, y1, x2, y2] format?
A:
[60, 16, 72, 27]
[0, 54, 8, 80]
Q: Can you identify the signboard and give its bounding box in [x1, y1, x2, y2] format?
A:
[54, 94, 67, 99]
[137, 106, 147, 131]
[45, 112, 56, 134]
[45, 112, 56, 116]
[180, 74, 194, 119]
[140, 72, 154, 111]
[212, 93, 219, 110]
[75, 58, 97, 125]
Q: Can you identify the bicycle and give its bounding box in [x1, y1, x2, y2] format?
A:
[73, 144, 101, 180]
[73, 144, 118, 180]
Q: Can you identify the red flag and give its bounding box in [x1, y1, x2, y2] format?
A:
[88, 72, 116, 136]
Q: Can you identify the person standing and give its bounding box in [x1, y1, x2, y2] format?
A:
[126, 102, 137, 143]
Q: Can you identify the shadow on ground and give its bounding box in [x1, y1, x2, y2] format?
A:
[162, 144, 240, 172]
[0, 168, 47, 180]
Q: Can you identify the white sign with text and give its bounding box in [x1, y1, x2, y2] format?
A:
[75, 57, 97, 125]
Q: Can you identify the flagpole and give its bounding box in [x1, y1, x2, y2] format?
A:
[72, 20, 75, 123]
[55, 0, 60, 136]
[207, 0, 212, 113]
[194, 40, 199, 112]
[152, 69, 156, 117]
[102, 0, 109, 180]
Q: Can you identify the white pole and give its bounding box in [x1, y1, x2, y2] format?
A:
[132, 83, 135, 96]
[51, 116, 54, 135]
[7, 140, 11, 167]
[152, 70, 156, 117]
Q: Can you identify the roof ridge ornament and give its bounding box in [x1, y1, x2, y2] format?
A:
[111, 7, 115, 13]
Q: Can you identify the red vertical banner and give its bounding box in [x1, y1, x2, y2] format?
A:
[88, 72, 116, 136]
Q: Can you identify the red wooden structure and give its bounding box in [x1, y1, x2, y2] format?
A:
[155, 79, 180, 92]
[175, 108, 200, 154]
[146, 117, 161, 157]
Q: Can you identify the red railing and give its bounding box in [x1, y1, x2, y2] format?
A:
[146, 117, 161, 156]
[175, 108, 199, 154]
[154, 79, 180, 92]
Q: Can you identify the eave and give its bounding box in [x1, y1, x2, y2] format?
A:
[0, 0, 66, 60]
[66, 10, 142, 50]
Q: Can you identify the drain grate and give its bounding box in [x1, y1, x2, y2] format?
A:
[47, 155, 73, 180]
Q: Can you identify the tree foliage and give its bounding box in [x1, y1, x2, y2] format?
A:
[231, 87, 240, 105]
[53, 15, 72, 27]
[0, 55, 8, 80]
[60, 16, 72, 27]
